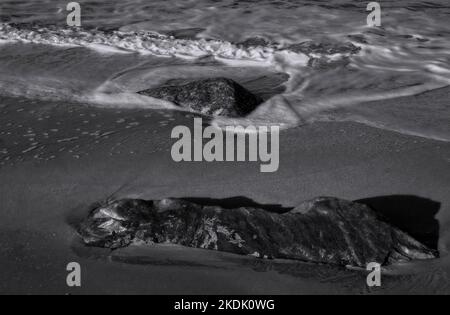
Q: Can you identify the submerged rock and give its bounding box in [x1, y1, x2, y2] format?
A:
[137, 78, 263, 117]
[78, 197, 437, 267]
[288, 41, 361, 56]
[287, 41, 361, 69]
[237, 37, 272, 48]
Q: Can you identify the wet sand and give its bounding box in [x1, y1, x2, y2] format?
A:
[0, 95, 449, 294]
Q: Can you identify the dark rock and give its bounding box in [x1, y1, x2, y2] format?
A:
[237, 37, 271, 48]
[138, 78, 263, 117]
[287, 41, 360, 70]
[288, 41, 361, 56]
[78, 197, 438, 267]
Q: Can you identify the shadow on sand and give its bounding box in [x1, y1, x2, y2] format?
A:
[357, 195, 441, 251]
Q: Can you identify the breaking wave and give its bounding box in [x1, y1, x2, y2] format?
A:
[0, 23, 278, 63]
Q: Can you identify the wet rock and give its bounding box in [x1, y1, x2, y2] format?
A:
[287, 41, 360, 69]
[237, 37, 271, 48]
[78, 197, 438, 267]
[288, 41, 361, 56]
[138, 78, 263, 117]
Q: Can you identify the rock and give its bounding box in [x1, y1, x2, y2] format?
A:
[237, 37, 271, 48]
[288, 41, 361, 56]
[137, 78, 263, 117]
[78, 197, 437, 267]
[287, 41, 360, 70]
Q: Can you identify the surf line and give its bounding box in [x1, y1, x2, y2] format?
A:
[171, 118, 280, 173]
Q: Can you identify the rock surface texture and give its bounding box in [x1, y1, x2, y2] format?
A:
[78, 197, 438, 267]
[287, 41, 361, 69]
[137, 78, 263, 117]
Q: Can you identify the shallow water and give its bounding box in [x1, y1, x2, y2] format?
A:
[1, 0, 449, 140]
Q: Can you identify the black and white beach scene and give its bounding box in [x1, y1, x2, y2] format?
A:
[0, 0, 449, 296]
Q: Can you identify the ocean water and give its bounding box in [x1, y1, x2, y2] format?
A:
[0, 0, 449, 139]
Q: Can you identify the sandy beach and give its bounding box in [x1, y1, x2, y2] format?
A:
[1, 93, 449, 295]
[1, 0, 450, 296]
